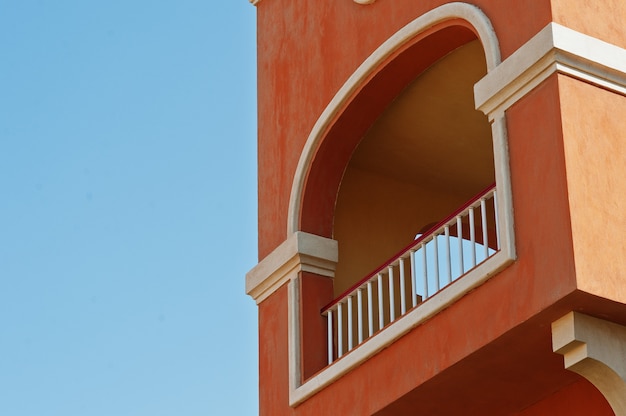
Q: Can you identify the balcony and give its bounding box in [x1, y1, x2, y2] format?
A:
[246, 20, 517, 405]
[322, 184, 499, 365]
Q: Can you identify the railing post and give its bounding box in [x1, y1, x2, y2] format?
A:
[327, 310, 333, 365]
[421, 244, 428, 299]
[444, 226, 452, 285]
[494, 189, 501, 250]
[410, 250, 417, 307]
[481, 198, 489, 260]
[367, 281, 374, 337]
[347, 296, 353, 351]
[457, 215, 464, 276]
[337, 302, 343, 358]
[399, 258, 407, 314]
[388, 266, 395, 322]
[432, 235, 440, 292]
[469, 207, 477, 267]
[377, 273, 384, 330]
[357, 288, 363, 344]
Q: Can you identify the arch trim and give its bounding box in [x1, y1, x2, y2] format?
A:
[287, 2, 501, 235]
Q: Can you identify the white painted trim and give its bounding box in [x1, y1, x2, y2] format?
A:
[287, 2, 501, 235]
[475, 23, 626, 120]
[289, 248, 515, 406]
[491, 116, 515, 261]
[246, 232, 338, 304]
[288, 278, 301, 397]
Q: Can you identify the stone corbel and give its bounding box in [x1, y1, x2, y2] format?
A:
[552, 312, 626, 415]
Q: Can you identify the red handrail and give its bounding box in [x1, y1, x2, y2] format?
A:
[321, 182, 496, 313]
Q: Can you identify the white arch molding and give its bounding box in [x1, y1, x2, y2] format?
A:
[287, 2, 502, 235]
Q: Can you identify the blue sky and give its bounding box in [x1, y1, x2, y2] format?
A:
[0, 1, 258, 415]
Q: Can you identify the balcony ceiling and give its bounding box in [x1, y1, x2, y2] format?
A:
[350, 39, 494, 199]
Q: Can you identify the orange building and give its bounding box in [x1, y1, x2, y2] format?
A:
[245, 1, 626, 414]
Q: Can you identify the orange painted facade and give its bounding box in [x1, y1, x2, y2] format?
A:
[248, 1, 626, 414]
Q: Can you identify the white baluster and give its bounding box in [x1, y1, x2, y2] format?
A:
[493, 190, 500, 250]
[457, 215, 464, 276]
[410, 250, 417, 307]
[357, 288, 363, 344]
[367, 281, 374, 337]
[347, 296, 353, 351]
[327, 310, 333, 365]
[399, 258, 406, 315]
[337, 302, 343, 358]
[421, 244, 428, 299]
[469, 207, 476, 267]
[444, 226, 452, 285]
[481, 198, 489, 260]
[432, 235, 440, 292]
[388, 266, 395, 322]
[377, 273, 384, 330]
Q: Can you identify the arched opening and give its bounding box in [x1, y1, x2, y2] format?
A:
[297, 23, 481, 240]
[332, 38, 494, 295]
[284, 6, 518, 399]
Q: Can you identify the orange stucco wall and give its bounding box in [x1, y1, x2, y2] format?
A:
[257, 73, 584, 414]
[558, 77, 626, 304]
[254, 0, 626, 414]
[551, 0, 626, 50]
[298, 272, 333, 381]
[258, 284, 291, 416]
[257, 74, 624, 415]
[515, 379, 613, 415]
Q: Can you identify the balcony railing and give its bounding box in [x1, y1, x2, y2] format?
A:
[322, 184, 499, 364]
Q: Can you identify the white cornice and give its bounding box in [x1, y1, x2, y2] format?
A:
[475, 23, 626, 120]
[246, 232, 338, 304]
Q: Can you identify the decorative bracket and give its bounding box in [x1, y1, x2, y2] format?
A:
[553, 312, 626, 415]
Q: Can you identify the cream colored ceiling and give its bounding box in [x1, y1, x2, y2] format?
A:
[348, 40, 494, 198]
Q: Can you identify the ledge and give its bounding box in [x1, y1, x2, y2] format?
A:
[246, 232, 338, 304]
[475, 23, 626, 120]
